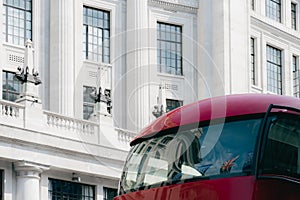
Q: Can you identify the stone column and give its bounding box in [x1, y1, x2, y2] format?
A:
[14, 161, 49, 200]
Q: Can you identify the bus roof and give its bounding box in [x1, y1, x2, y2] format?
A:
[130, 94, 300, 146]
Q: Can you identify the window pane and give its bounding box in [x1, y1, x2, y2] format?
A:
[157, 22, 182, 75]
[2, 70, 21, 102]
[120, 118, 261, 194]
[2, 0, 32, 45]
[83, 6, 110, 63]
[103, 187, 118, 200]
[260, 114, 300, 179]
[266, 0, 281, 22]
[48, 179, 95, 200]
[266, 45, 282, 94]
[250, 37, 256, 85]
[293, 55, 300, 98]
[291, 3, 297, 30]
[83, 86, 96, 120]
[166, 99, 183, 112]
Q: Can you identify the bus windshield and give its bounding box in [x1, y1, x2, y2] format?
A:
[119, 117, 261, 194]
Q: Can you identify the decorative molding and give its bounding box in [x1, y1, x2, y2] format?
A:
[8, 54, 24, 64]
[116, 128, 136, 143]
[148, 0, 199, 14]
[88, 71, 97, 79]
[0, 100, 24, 118]
[14, 160, 50, 177]
[44, 110, 99, 135]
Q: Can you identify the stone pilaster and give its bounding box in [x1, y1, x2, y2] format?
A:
[49, 0, 75, 116]
[126, 0, 151, 131]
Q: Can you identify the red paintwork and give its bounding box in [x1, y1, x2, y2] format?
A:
[115, 176, 256, 200]
[131, 94, 300, 146]
[254, 178, 300, 200]
[114, 176, 300, 200]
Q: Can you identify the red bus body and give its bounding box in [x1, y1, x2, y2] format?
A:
[115, 94, 300, 200]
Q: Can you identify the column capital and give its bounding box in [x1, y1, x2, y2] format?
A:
[14, 161, 50, 178]
[14, 161, 49, 200]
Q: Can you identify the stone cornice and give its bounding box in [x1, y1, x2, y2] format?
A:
[148, 0, 199, 14]
[251, 15, 300, 45]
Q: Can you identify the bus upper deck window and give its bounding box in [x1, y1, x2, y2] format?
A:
[260, 114, 300, 179]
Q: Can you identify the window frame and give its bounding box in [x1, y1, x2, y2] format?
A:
[83, 85, 96, 120]
[266, 45, 282, 95]
[83, 6, 110, 63]
[48, 178, 95, 200]
[2, 0, 32, 45]
[166, 98, 183, 113]
[2, 70, 21, 102]
[292, 55, 300, 98]
[258, 104, 300, 181]
[291, 2, 297, 30]
[266, 0, 282, 22]
[103, 187, 118, 200]
[157, 22, 183, 76]
[251, 0, 255, 11]
[0, 170, 3, 200]
[250, 37, 256, 85]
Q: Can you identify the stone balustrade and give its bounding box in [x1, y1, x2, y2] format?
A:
[0, 99, 24, 127]
[0, 99, 24, 118]
[45, 111, 99, 135]
[0, 99, 135, 152]
[116, 128, 136, 143]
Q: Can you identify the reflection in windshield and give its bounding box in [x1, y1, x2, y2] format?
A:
[120, 118, 261, 194]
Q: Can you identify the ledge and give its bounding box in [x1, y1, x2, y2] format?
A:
[148, 0, 199, 14]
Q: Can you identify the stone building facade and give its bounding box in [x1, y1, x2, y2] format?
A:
[0, 0, 299, 199]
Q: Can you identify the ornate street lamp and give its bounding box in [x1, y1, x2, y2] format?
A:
[89, 65, 112, 120]
[152, 84, 165, 118]
[14, 39, 41, 103]
[15, 66, 41, 85]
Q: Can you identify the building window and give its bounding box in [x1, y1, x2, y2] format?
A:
[250, 37, 256, 85]
[83, 86, 96, 120]
[251, 0, 255, 10]
[2, 0, 32, 45]
[48, 178, 95, 200]
[266, 45, 282, 94]
[291, 2, 297, 30]
[0, 170, 3, 200]
[166, 99, 183, 112]
[103, 187, 117, 200]
[2, 70, 21, 102]
[83, 6, 110, 63]
[266, 0, 281, 22]
[293, 55, 300, 98]
[157, 22, 182, 75]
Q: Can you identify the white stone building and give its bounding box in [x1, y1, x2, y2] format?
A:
[0, 0, 299, 199]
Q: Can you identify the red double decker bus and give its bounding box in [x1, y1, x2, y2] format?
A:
[115, 94, 300, 200]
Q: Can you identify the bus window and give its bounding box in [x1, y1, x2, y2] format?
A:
[260, 114, 300, 179]
[119, 117, 261, 194]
